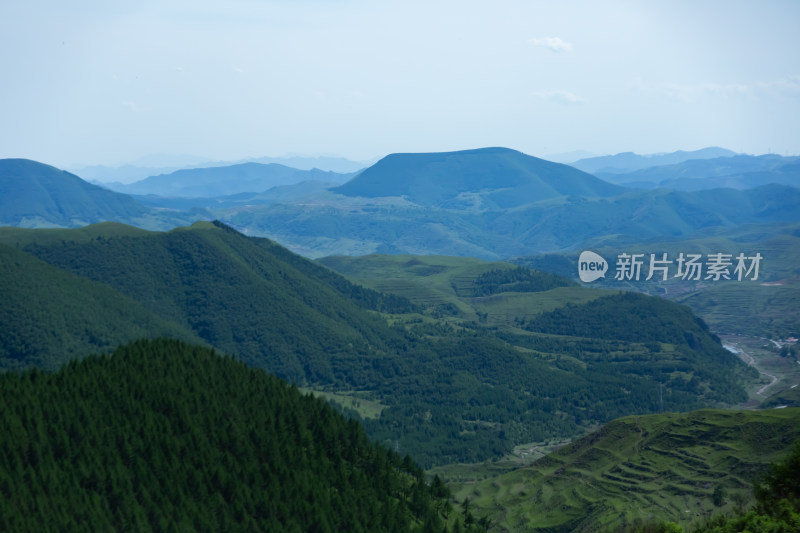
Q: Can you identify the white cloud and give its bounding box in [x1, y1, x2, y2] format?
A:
[529, 36, 573, 53]
[533, 90, 584, 104]
[657, 76, 800, 102]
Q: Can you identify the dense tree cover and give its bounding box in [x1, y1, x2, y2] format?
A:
[0, 339, 471, 532]
[520, 291, 751, 405]
[16, 221, 409, 382]
[464, 266, 576, 297]
[525, 291, 719, 346]
[0, 243, 201, 370]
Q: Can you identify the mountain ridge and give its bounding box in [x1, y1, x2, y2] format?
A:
[597, 154, 800, 191]
[572, 147, 738, 175]
[109, 162, 355, 198]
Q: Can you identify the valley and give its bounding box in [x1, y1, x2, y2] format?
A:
[1, 147, 799, 532]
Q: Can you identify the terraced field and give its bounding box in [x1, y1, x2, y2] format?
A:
[448, 408, 800, 532]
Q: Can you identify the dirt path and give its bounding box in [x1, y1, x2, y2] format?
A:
[726, 343, 779, 396]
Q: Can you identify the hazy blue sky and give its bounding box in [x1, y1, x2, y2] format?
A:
[2, 0, 799, 167]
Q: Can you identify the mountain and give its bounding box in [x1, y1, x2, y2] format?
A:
[0, 158, 203, 230]
[0, 222, 753, 467]
[111, 162, 355, 197]
[0, 231, 202, 370]
[596, 154, 800, 191]
[445, 408, 800, 532]
[332, 147, 624, 208]
[0, 220, 409, 380]
[9, 151, 796, 261]
[571, 147, 738, 175]
[0, 159, 150, 228]
[0, 338, 453, 532]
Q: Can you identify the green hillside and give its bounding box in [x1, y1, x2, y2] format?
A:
[0, 222, 754, 467]
[319, 254, 594, 325]
[0, 242, 201, 370]
[1, 220, 408, 382]
[449, 408, 800, 532]
[317, 254, 754, 465]
[332, 147, 623, 208]
[0, 339, 453, 532]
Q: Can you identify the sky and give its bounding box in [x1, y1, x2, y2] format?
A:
[2, 0, 799, 169]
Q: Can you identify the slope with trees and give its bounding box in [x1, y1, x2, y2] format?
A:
[0, 339, 458, 532]
[0, 222, 753, 467]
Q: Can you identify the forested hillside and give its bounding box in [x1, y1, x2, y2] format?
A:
[0, 241, 202, 370]
[0, 339, 457, 532]
[0, 222, 753, 467]
[0, 220, 411, 380]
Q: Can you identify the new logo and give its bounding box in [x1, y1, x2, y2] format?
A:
[578, 251, 607, 282]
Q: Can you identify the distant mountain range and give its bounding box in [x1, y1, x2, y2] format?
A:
[105, 162, 355, 198]
[571, 146, 738, 174]
[595, 154, 800, 190]
[3, 147, 799, 259]
[73, 154, 369, 184]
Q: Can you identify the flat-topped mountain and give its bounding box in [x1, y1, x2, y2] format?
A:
[333, 147, 624, 208]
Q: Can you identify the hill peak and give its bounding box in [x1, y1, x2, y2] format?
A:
[0, 158, 150, 228]
[333, 147, 622, 208]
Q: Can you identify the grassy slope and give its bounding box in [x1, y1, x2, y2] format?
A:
[317, 254, 601, 325]
[453, 408, 800, 532]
